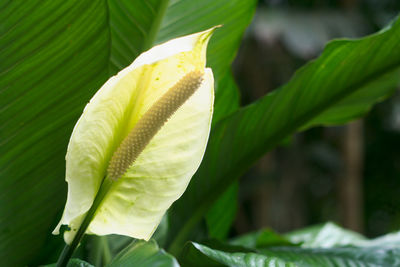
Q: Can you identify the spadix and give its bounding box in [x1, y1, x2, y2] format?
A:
[107, 70, 204, 181]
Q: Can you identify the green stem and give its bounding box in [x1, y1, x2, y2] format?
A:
[56, 178, 113, 267]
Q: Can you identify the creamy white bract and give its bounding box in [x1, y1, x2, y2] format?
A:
[53, 28, 216, 244]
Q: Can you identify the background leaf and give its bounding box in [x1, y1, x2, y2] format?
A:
[167, 15, 400, 252]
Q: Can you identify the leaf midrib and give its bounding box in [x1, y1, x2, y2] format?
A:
[105, 0, 171, 75]
[142, 0, 170, 52]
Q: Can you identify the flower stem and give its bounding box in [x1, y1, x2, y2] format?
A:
[56, 177, 113, 267]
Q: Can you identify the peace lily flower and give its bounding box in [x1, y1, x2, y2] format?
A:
[53, 27, 217, 245]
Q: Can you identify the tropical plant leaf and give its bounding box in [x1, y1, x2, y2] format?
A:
[167, 15, 400, 252]
[0, 0, 256, 265]
[181, 239, 400, 267]
[180, 242, 296, 267]
[108, 239, 179, 267]
[0, 1, 110, 266]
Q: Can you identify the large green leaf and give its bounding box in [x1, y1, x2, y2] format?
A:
[167, 15, 400, 252]
[182, 241, 400, 267]
[0, 0, 256, 265]
[0, 1, 110, 266]
[108, 240, 178, 267]
[180, 242, 295, 267]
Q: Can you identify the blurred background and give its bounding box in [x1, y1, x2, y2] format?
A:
[231, 0, 400, 238]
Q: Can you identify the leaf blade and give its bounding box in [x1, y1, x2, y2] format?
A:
[0, 1, 110, 265]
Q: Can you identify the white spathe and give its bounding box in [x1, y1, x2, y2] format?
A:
[53, 27, 216, 244]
